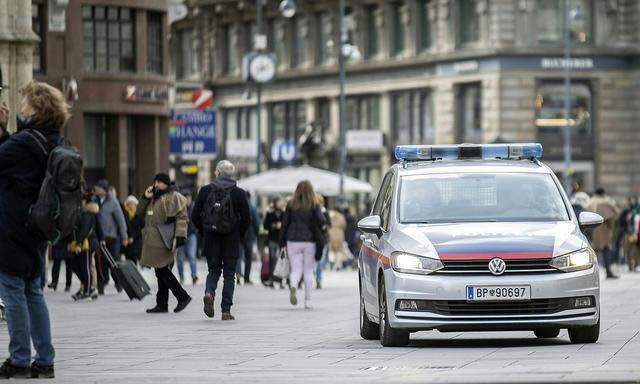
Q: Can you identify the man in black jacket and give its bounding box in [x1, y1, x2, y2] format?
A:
[192, 160, 250, 320]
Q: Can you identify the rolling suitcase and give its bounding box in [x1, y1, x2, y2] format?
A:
[260, 253, 270, 285]
[101, 243, 150, 300]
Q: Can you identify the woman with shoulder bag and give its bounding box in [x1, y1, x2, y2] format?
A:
[281, 181, 326, 309]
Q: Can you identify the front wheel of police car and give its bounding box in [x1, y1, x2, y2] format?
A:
[568, 319, 600, 344]
[379, 280, 410, 347]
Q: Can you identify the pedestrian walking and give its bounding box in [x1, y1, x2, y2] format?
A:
[263, 197, 286, 287]
[48, 243, 73, 292]
[93, 179, 128, 294]
[328, 208, 348, 270]
[139, 173, 192, 314]
[191, 160, 250, 320]
[314, 193, 330, 289]
[621, 197, 640, 271]
[0, 81, 70, 378]
[587, 188, 620, 279]
[67, 196, 101, 300]
[176, 191, 199, 285]
[281, 181, 326, 309]
[124, 195, 143, 265]
[236, 192, 260, 285]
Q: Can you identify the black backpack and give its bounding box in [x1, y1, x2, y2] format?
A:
[26, 130, 84, 244]
[201, 185, 237, 234]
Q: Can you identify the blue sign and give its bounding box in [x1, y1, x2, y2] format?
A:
[169, 109, 216, 159]
[271, 140, 296, 163]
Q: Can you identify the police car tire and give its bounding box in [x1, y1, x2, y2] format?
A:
[568, 320, 600, 344]
[534, 328, 560, 338]
[360, 292, 379, 340]
[379, 281, 409, 347]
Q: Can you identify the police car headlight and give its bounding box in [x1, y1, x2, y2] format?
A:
[391, 252, 444, 275]
[550, 249, 596, 272]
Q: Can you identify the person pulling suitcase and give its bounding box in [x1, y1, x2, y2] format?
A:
[138, 173, 192, 314]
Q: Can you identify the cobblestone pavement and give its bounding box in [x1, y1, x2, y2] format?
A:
[1, 262, 639, 383]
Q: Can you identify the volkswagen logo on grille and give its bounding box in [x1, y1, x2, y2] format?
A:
[488, 258, 506, 276]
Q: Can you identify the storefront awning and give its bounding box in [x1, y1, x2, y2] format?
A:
[238, 165, 373, 196]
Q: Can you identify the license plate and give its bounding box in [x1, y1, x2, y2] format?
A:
[466, 285, 531, 301]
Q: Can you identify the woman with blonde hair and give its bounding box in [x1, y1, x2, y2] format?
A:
[281, 181, 326, 308]
[0, 81, 70, 378]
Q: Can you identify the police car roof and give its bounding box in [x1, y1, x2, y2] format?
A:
[395, 159, 551, 177]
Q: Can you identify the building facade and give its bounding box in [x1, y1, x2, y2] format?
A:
[33, 0, 171, 198]
[0, 0, 38, 132]
[199, 0, 640, 199]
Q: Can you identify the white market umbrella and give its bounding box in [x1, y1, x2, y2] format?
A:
[238, 165, 373, 196]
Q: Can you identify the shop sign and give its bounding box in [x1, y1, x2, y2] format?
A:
[226, 139, 257, 158]
[540, 58, 594, 70]
[346, 130, 383, 152]
[271, 140, 296, 163]
[169, 109, 217, 159]
[124, 85, 168, 103]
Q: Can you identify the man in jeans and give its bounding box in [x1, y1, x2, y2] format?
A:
[93, 179, 128, 294]
[192, 160, 249, 320]
[177, 191, 199, 285]
[0, 82, 68, 378]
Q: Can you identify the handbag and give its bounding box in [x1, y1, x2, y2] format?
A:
[156, 222, 176, 250]
[311, 207, 327, 262]
[273, 248, 290, 280]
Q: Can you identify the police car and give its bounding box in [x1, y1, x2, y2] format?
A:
[358, 143, 603, 347]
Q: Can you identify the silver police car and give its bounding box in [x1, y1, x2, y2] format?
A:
[358, 144, 603, 347]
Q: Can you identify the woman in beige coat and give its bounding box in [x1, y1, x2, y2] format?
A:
[138, 173, 192, 313]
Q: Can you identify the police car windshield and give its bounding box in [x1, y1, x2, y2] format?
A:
[399, 173, 570, 224]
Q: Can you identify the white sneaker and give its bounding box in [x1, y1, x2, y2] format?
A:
[304, 300, 313, 309]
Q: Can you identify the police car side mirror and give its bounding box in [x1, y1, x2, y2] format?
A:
[579, 211, 604, 229]
[358, 215, 382, 237]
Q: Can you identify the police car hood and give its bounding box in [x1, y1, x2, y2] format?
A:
[393, 221, 586, 260]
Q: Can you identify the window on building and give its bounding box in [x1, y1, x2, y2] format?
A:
[456, 83, 482, 143]
[315, 98, 330, 135]
[345, 95, 380, 131]
[417, 0, 432, 51]
[222, 23, 238, 74]
[83, 6, 135, 72]
[224, 107, 258, 140]
[364, 4, 380, 59]
[392, 89, 434, 144]
[391, 1, 406, 56]
[172, 27, 200, 79]
[84, 114, 107, 184]
[269, 100, 306, 143]
[315, 11, 333, 65]
[537, 0, 593, 44]
[457, 0, 480, 46]
[291, 16, 306, 68]
[32, 2, 45, 73]
[271, 19, 288, 70]
[535, 81, 593, 160]
[147, 11, 163, 74]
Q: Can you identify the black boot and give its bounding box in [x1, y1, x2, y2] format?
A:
[30, 362, 55, 379]
[174, 296, 192, 313]
[0, 359, 30, 379]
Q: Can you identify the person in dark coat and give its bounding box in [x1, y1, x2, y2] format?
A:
[66, 197, 102, 300]
[263, 197, 286, 287]
[0, 81, 68, 378]
[124, 195, 144, 264]
[192, 160, 250, 321]
[236, 192, 261, 285]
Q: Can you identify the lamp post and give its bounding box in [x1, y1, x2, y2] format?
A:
[338, 0, 347, 200]
[562, 0, 572, 193]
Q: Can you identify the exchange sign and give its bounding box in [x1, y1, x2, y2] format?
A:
[169, 109, 217, 159]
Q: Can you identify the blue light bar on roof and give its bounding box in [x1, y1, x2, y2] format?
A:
[394, 143, 543, 161]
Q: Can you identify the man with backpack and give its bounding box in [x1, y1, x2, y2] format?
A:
[0, 81, 78, 379]
[192, 160, 250, 320]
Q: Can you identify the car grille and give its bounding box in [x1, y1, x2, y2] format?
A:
[435, 258, 557, 275]
[400, 299, 576, 316]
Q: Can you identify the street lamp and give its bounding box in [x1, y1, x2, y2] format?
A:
[562, 0, 583, 193]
